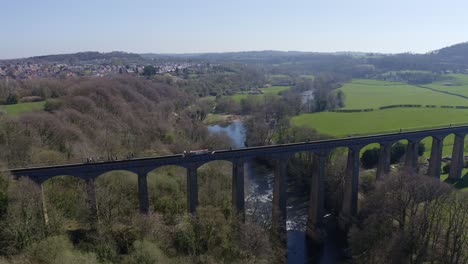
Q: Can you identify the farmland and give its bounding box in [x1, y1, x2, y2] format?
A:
[423, 74, 468, 97]
[292, 77, 468, 157]
[339, 79, 468, 109]
[292, 108, 468, 157]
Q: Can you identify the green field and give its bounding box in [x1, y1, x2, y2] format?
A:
[0, 101, 46, 115]
[292, 77, 468, 159]
[424, 74, 468, 97]
[300, 74, 315, 80]
[292, 108, 468, 138]
[230, 86, 290, 102]
[339, 79, 468, 109]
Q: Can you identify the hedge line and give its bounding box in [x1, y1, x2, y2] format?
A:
[379, 104, 422, 110]
[329, 104, 468, 113]
[331, 108, 374, 113]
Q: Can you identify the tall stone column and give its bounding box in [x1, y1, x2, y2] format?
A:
[340, 146, 360, 229]
[86, 178, 98, 223]
[272, 156, 288, 245]
[376, 142, 391, 179]
[40, 183, 49, 226]
[137, 170, 149, 214]
[449, 133, 466, 180]
[428, 136, 443, 178]
[186, 164, 199, 214]
[232, 158, 245, 219]
[405, 139, 419, 173]
[306, 151, 328, 243]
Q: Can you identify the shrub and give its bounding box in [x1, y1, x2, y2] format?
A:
[19, 96, 43, 103]
[391, 142, 406, 164]
[25, 235, 73, 264]
[443, 162, 451, 174]
[44, 99, 62, 112]
[123, 240, 169, 264]
[359, 171, 376, 194]
[5, 94, 18, 105]
[26, 235, 99, 264]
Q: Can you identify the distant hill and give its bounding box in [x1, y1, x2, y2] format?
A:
[2, 51, 145, 65]
[430, 42, 468, 67]
[431, 42, 468, 56]
[2, 42, 468, 73]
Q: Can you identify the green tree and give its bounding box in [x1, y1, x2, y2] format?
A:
[5, 94, 18, 105]
[142, 66, 157, 77]
[391, 142, 406, 164]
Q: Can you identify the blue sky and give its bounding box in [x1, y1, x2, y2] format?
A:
[2, 0, 468, 59]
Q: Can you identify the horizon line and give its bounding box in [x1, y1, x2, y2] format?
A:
[0, 47, 440, 61]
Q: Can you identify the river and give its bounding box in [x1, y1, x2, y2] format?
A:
[208, 120, 347, 264]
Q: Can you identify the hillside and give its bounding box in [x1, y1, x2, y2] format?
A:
[432, 42, 468, 65]
[2, 51, 146, 65]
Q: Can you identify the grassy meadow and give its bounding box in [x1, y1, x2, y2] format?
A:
[230, 85, 290, 102]
[339, 79, 468, 109]
[292, 77, 468, 158]
[292, 108, 468, 138]
[0, 101, 46, 115]
[424, 74, 468, 97]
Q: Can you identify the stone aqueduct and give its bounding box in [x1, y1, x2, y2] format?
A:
[9, 125, 468, 242]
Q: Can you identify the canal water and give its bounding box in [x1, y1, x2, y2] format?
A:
[208, 120, 346, 264]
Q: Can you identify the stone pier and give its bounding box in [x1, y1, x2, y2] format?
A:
[376, 142, 391, 179]
[306, 151, 328, 243]
[86, 178, 98, 222]
[340, 146, 360, 229]
[405, 139, 420, 173]
[137, 171, 149, 214]
[449, 133, 465, 180]
[232, 158, 245, 219]
[428, 136, 443, 178]
[186, 165, 199, 214]
[40, 183, 49, 225]
[272, 157, 288, 245]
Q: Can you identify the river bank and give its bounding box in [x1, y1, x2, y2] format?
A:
[203, 114, 245, 125]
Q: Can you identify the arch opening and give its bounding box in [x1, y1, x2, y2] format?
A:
[147, 165, 187, 222]
[42, 175, 90, 226]
[197, 160, 233, 215]
[389, 139, 409, 170]
[243, 155, 276, 228]
[95, 170, 138, 225]
[441, 133, 468, 186]
[418, 136, 434, 175]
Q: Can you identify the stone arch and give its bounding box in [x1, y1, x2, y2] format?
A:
[242, 153, 279, 226]
[441, 132, 467, 181]
[94, 170, 139, 224]
[358, 142, 380, 171]
[416, 135, 434, 176]
[197, 160, 233, 212]
[389, 139, 409, 167]
[286, 150, 317, 232]
[41, 175, 91, 224]
[146, 165, 187, 217]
